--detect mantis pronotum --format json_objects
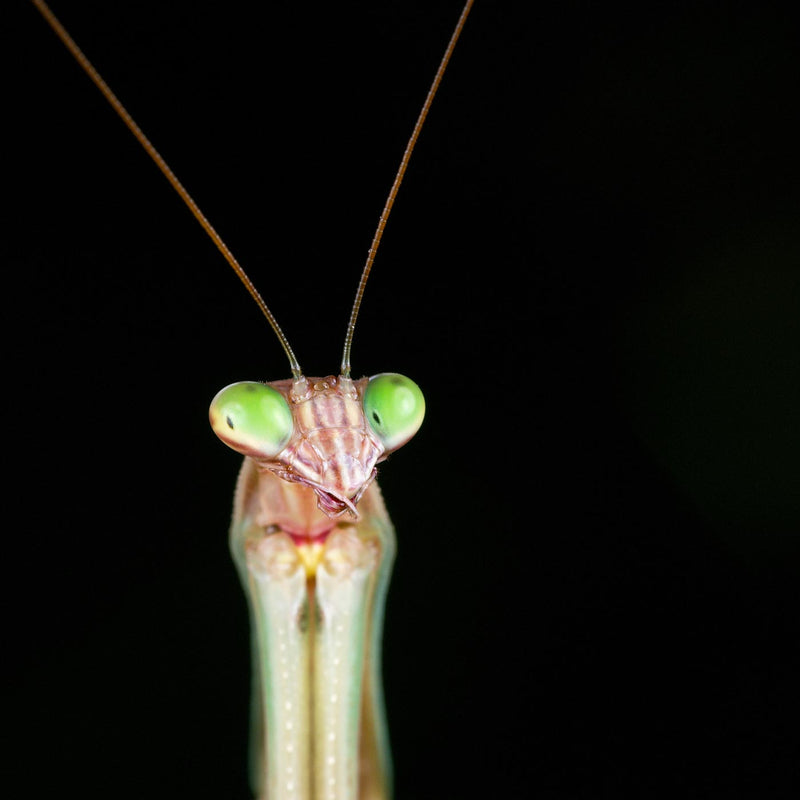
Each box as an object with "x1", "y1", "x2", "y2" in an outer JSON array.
[{"x1": 30, "y1": 1, "x2": 472, "y2": 798}]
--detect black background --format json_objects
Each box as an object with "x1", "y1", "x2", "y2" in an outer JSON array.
[{"x1": 5, "y1": 1, "x2": 800, "y2": 798}]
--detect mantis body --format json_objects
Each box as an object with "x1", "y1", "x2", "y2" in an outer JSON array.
[{"x1": 32, "y1": 1, "x2": 473, "y2": 797}]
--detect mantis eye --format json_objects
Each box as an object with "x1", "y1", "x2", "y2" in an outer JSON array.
[
  {"x1": 363, "y1": 373, "x2": 425, "y2": 452},
  {"x1": 209, "y1": 382, "x2": 293, "y2": 458}
]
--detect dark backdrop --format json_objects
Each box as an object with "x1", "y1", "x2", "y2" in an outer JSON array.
[{"x1": 6, "y1": 2, "x2": 800, "y2": 798}]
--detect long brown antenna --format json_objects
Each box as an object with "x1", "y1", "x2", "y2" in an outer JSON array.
[
  {"x1": 340, "y1": 0, "x2": 474, "y2": 378},
  {"x1": 31, "y1": 0, "x2": 303, "y2": 379}
]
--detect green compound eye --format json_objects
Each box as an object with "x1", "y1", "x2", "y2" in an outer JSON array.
[
  {"x1": 363, "y1": 373, "x2": 425, "y2": 452},
  {"x1": 209, "y1": 382, "x2": 293, "y2": 458}
]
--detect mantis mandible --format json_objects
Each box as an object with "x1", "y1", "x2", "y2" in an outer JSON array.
[{"x1": 32, "y1": 1, "x2": 474, "y2": 797}]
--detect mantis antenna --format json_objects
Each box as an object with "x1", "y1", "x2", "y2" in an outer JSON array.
[
  {"x1": 33, "y1": 0, "x2": 473, "y2": 381},
  {"x1": 340, "y1": 0, "x2": 475, "y2": 378},
  {"x1": 31, "y1": 0, "x2": 303, "y2": 379}
]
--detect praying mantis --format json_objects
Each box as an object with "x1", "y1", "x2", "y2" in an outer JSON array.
[
  {"x1": 26, "y1": 1, "x2": 474, "y2": 798},
  {"x1": 12, "y1": 2, "x2": 800, "y2": 799}
]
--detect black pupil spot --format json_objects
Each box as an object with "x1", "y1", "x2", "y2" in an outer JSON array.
[
  {"x1": 372, "y1": 410, "x2": 381, "y2": 426},
  {"x1": 226, "y1": 415, "x2": 235, "y2": 429}
]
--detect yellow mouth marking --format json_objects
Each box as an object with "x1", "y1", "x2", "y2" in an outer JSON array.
[{"x1": 295, "y1": 541, "x2": 326, "y2": 578}]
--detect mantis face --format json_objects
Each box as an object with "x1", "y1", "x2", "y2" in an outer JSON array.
[{"x1": 210, "y1": 373, "x2": 425, "y2": 518}]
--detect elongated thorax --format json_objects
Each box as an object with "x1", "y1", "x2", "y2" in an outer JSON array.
[{"x1": 231, "y1": 464, "x2": 395, "y2": 800}]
